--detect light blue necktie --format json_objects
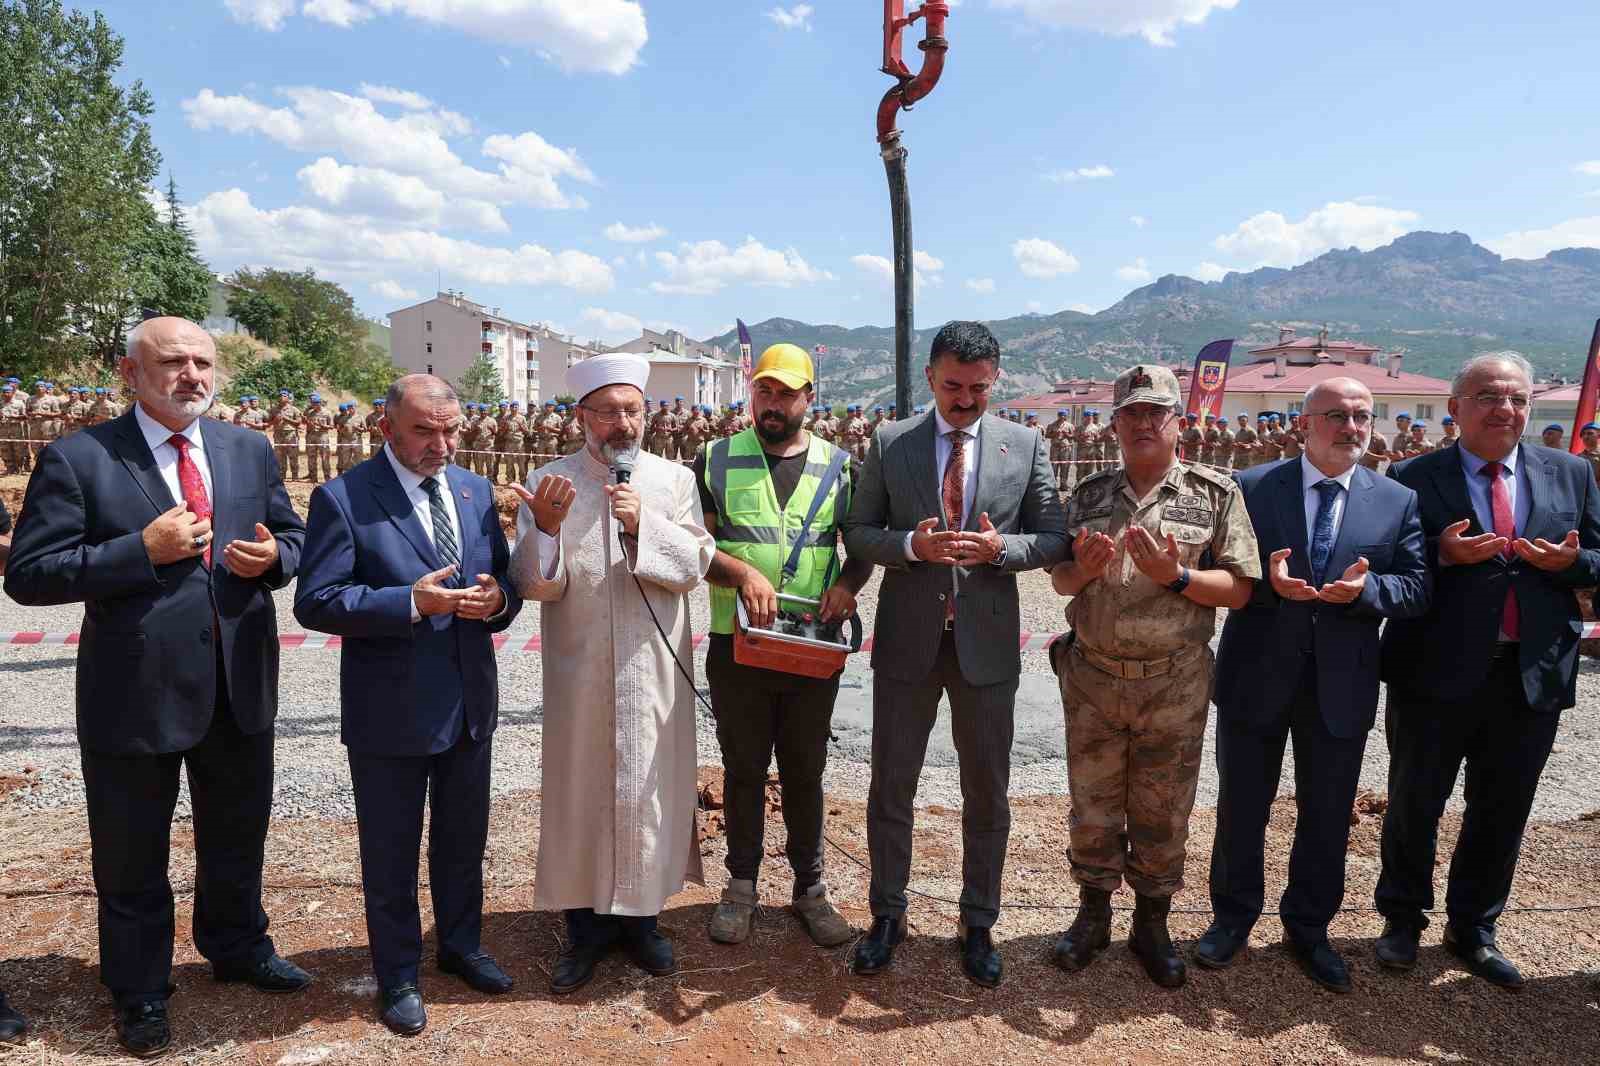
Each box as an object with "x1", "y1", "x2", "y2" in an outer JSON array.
[{"x1": 1309, "y1": 479, "x2": 1342, "y2": 586}]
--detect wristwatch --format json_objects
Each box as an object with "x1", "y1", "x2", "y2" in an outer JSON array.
[{"x1": 1166, "y1": 566, "x2": 1191, "y2": 594}]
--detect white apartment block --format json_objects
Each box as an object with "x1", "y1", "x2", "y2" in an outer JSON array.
[{"x1": 607, "y1": 328, "x2": 748, "y2": 408}]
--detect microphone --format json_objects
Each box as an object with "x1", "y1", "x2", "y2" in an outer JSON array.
[{"x1": 612, "y1": 445, "x2": 638, "y2": 485}]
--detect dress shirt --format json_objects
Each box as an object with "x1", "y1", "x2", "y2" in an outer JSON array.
[
  {"x1": 1458, "y1": 443, "x2": 1530, "y2": 539},
  {"x1": 1300, "y1": 456, "x2": 1357, "y2": 546},
  {"x1": 902, "y1": 409, "x2": 985, "y2": 562},
  {"x1": 134, "y1": 402, "x2": 213, "y2": 506},
  {"x1": 383, "y1": 444, "x2": 468, "y2": 623}
]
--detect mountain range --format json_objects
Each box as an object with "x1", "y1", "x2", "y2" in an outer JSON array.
[{"x1": 704, "y1": 232, "x2": 1600, "y2": 408}]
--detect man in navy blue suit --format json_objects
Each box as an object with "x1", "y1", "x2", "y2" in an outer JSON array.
[
  {"x1": 1375, "y1": 352, "x2": 1600, "y2": 989},
  {"x1": 294, "y1": 374, "x2": 521, "y2": 1035},
  {"x1": 1202, "y1": 378, "x2": 1430, "y2": 991},
  {"x1": 6, "y1": 318, "x2": 309, "y2": 1058}
]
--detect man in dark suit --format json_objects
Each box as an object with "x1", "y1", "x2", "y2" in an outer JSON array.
[
  {"x1": 1376, "y1": 352, "x2": 1600, "y2": 989},
  {"x1": 842, "y1": 321, "x2": 1068, "y2": 988},
  {"x1": 1203, "y1": 378, "x2": 1431, "y2": 991},
  {"x1": 5, "y1": 318, "x2": 309, "y2": 1058},
  {"x1": 294, "y1": 374, "x2": 520, "y2": 1036}
]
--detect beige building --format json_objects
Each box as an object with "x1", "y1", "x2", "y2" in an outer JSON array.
[{"x1": 606, "y1": 328, "x2": 747, "y2": 408}]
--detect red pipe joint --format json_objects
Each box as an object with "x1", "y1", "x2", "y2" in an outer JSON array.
[{"x1": 878, "y1": 0, "x2": 950, "y2": 145}]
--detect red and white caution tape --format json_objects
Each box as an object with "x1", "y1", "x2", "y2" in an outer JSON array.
[{"x1": 0, "y1": 630, "x2": 1094, "y2": 650}]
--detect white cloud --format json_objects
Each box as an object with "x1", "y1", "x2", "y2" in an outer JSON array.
[
  {"x1": 993, "y1": 0, "x2": 1239, "y2": 47},
  {"x1": 183, "y1": 86, "x2": 591, "y2": 210},
  {"x1": 1115, "y1": 257, "x2": 1152, "y2": 283},
  {"x1": 1192, "y1": 261, "x2": 1238, "y2": 282},
  {"x1": 1012, "y1": 237, "x2": 1080, "y2": 278},
  {"x1": 1130, "y1": 214, "x2": 1147, "y2": 228},
  {"x1": 1212, "y1": 201, "x2": 1420, "y2": 268},
  {"x1": 966, "y1": 277, "x2": 997, "y2": 294},
  {"x1": 603, "y1": 221, "x2": 667, "y2": 243},
  {"x1": 765, "y1": 4, "x2": 814, "y2": 31},
  {"x1": 1045, "y1": 164, "x2": 1114, "y2": 183},
  {"x1": 652, "y1": 237, "x2": 834, "y2": 296},
  {"x1": 358, "y1": 83, "x2": 433, "y2": 110},
  {"x1": 580, "y1": 306, "x2": 644, "y2": 341},
  {"x1": 227, "y1": 0, "x2": 648, "y2": 75},
  {"x1": 1485, "y1": 216, "x2": 1600, "y2": 260},
  {"x1": 850, "y1": 250, "x2": 942, "y2": 288},
  {"x1": 373, "y1": 279, "x2": 421, "y2": 302},
  {"x1": 189, "y1": 188, "x2": 614, "y2": 293},
  {"x1": 223, "y1": 0, "x2": 297, "y2": 31},
  {"x1": 1574, "y1": 161, "x2": 1600, "y2": 176},
  {"x1": 295, "y1": 157, "x2": 508, "y2": 231}
]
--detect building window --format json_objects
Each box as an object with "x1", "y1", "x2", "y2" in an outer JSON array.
[
  {"x1": 425, "y1": 342, "x2": 432, "y2": 354},
  {"x1": 426, "y1": 363, "x2": 433, "y2": 375},
  {"x1": 1416, "y1": 403, "x2": 1434, "y2": 419},
  {"x1": 425, "y1": 320, "x2": 432, "y2": 332},
  {"x1": 1374, "y1": 402, "x2": 1389, "y2": 419}
]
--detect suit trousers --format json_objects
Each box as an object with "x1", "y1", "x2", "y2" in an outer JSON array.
[
  {"x1": 705, "y1": 635, "x2": 840, "y2": 894},
  {"x1": 1209, "y1": 659, "x2": 1367, "y2": 946},
  {"x1": 867, "y1": 630, "x2": 1017, "y2": 929},
  {"x1": 565, "y1": 909, "x2": 658, "y2": 948},
  {"x1": 80, "y1": 668, "x2": 275, "y2": 1005},
  {"x1": 1376, "y1": 651, "x2": 1559, "y2": 945},
  {"x1": 348, "y1": 729, "x2": 492, "y2": 988}
]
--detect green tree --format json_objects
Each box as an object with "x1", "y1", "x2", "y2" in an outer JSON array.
[
  {"x1": 457, "y1": 354, "x2": 507, "y2": 405},
  {"x1": 222, "y1": 346, "x2": 320, "y2": 406},
  {"x1": 224, "y1": 267, "x2": 399, "y2": 393},
  {"x1": 123, "y1": 176, "x2": 211, "y2": 325},
  {"x1": 227, "y1": 288, "x2": 288, "y2": 345},
  {"x1": 0, "y1": 0, "x2": 161, "y2": 370}
]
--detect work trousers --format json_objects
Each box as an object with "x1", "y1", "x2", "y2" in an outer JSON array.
[{"x1": 705, "y1": 635, "x2": 839, "y2": 894}]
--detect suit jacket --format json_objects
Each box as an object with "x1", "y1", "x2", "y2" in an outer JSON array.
[
  {"x1": 843, "y1": 411, "x2": 1068, "y2": 687},
  {"x1": 1214, "y1": 458, "x2": 1431, "y2": 738},
  {"x1": 4, "y1": 411, "x2": 304, "y2": 755},
  {"x1": 292, "y1": 453, "x2": 521, "y2": 756},
  {"x1": 1380, "y1": 443, "x2": 1600, "y2": 713}
]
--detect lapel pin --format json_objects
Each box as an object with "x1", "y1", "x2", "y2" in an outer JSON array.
[{"x1": 461, "y1": 488, "x2": 471, "y2": 499}]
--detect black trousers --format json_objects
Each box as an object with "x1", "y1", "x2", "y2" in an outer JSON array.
[
  {"x1": 1209, "y1": 661, "x2": 1367, "y2": 946},
  {"x1": 1376, "y1": 652, "x2": 1559, "y2": 945},
  {"x1": 867, "y1": 631, "x2": 1017, "y2": 929},
  {"x1": 347, "y1": 730, "x2": 492, "y2": 989},
  {"x1": 80, "y1": 681, "x2": 274, "y2": 1005},
  {"x1": 564, "y1": 909, "x2": 657, "y2": 948},
  {"x1": 705, "y1": 635, "x2": 840, "y2": 894}
]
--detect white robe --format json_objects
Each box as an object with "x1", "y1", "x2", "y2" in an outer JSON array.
[{"x1": 509, "y1": 447, "x2": 715, "y2": 915}]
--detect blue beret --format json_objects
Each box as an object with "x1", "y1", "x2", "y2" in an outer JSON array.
[
  {"x1": 1, "y1": 384, "x2": 11, "y2": 391},
  {"x1": 279, "y1": 389, "x2": 292, "y2": 397},
  {"x1": 874, "y1": 406, "x2": 883, "y2": 412},
  {"x1": 96, "y1": 387, "x2": 106, "y2": 394},
  {"x1": 374, "y1": 398, "x2": 385, "y2": 406},
  {"x1": 1544, "y1": 424, "x2": 1563, "y2": 433},
  {"x1": 1085, "y1": 408, "x2": 1098, "y2": 415},
  {"x1": 1395, "y1": 411, "x2": 1410, "y2": 419},
  {"x1": 309, "y1": 393, "x2": 322, "y2": 402},
  {"x1": 675, "y1": 395, "x2": 684, "y2": 401},
  {"x1": 510, "y1": 401, "x2": 519, "y2": 407},
  {"x1": 1441, "y1": 416, "x2": 1455, "y2": 425},
  {"x1": 1413, "y1": 421, "x2": 1427, "y2": 429},
  {"x1": 658, "y1": 399, "x2": 668, "y2": 406},
  {"x1": 1582, "y1": 423, "x2": 1600, "y2": 432},
  {"x1": 556, "y1": 404, "x2": 567, "y2": 411}
]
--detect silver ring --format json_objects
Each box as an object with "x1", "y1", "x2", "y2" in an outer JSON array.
[{"x1": 192, "y1": 535, "x2": 207, "y2": 549}]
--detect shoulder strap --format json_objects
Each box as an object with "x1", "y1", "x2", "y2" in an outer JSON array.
[{"x1": 781, "y1": 446, "x2": 849, "y2": 585}]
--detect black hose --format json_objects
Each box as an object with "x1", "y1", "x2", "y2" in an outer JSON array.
[{"x1": 883, "y1": 139, "x2": 913, "y2": 417}]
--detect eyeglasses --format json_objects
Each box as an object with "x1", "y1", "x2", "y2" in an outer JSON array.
[
  {"x1": 578, "y1": 404, "x2": 645, "y2": 423},
  {"x1": 1459, "y1": 392, "x2": 1530, "y2": 410},
  {"x1": 1114, "y1": 407, "x2": 1176, "y2": 428},
  {"x1": 1305, "y1": 410, "x2": 1373, "y2": 428}
]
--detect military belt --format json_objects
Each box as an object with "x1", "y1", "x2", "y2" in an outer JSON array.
[{"x1": 1074, "y1": 642, "x2": 1203, "y2": 680}]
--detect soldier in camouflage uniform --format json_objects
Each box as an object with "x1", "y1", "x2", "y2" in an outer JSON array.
[
  {"x1": 64, "y1": 387, "x2": 93, "y2": 434},
  {"x1": 558, "y1": 405, "x2": 583, "y2": 455},
  {"x1": 1048, "y1": 364, "x2": 1261, "y2": 989},
  {"x1": 1076, "y1": 412, "x2": 1101, "y2": 481},
  {"x1": 1578, "y1": 422, "x2": 1600, "y2": 487},
  {"x1": 533, "y1": 401, "x2": 560, "y2": 468},
  {"x1": 304, "y1": 393, "x2": 336, "y2": 483},
  {"x1": 1402, "y1": 421, "x2": 1435, "y2": 459},
  {"x1": 1282, "y1": 413, "x2": 1305, "y2": 460},
  {"x1": 334, "y1": 403, "x2": 358, "y2": 474},
  {"x1": 473, "y1": 404, "x2": 498, "y2": 478},
  {"x1": 26, "y1": 381, "x2": 61, "y2": 465},
  {"x1": 1390, "y1": 412, "x2": 1412, "y2": 456},
  {"x1": 502, "y1": 401, "x2": 528, "y2": 484},
  {"x1": 1359, "y1": 431, "x2": 1388, "y2": 471},
  {"x1": 1180, "y1": 414, "x2": 1203, "y2": 465},
  {"x1": 645, "y1": 399, "x2": 672, "y2": 456},
  {"x1": 1231, "y1": 413, "x2": 1258, "y2": 470},
  {"x1": 1045, "y1": 410, "x2": 1073, "y2": 492},
  {"x1": 1540, "y1": 423, "x2": 1565, "y2": 451},
  {"x1": 869, "y1": 405, "x2": 886, "y2": 441},
  {"x1": 668, "y1": 396, "x2": 689, "y2": 460},
  {"x1": 1198, "y1": 414, "x2": 1220, "y2": 468},
  {"x1": 270, "y1": 390, "x2": 304, "y2": 480},
  {"x1": 1258, "y1": 416, "x2": 1284, "y2": 464},
  {"x1": 1214, "y1": 416, "x2": 1235, "y2": 471},
  {"x1": 0, "y1": 383, "x2": 27, "y2": 474},
  {"x1": 682, "y1": 404, "x2": 711, "y2": 462},
  {"x1": 364, "y1": 399, "x2": 385, "y2": 460},
  {"x1": 1437, "y1": 415, "x2": 1459, "y2": 447},
  {"x1": 87, "y1": 387, "x2": 115, "y2": 427}
]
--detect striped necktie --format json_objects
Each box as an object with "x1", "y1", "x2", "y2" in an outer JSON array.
[{"x1": 421, "y1": 476, "x2": 460, "y2": 582}]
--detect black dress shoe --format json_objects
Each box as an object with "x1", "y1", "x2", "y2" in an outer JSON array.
[
  {"x1": 1052, "y1": 887, "x2": 1112, "y2": 973},
  {"x1": 851, "y1": 916, "x2": 906, "y2": 976},
  {"x1": 623, "y1": 930, "x2": 677, "y2": 977},
  {"x1": 379, "y1": 984, "x2": 427, "y2": 1036},
  {"x1": 959, "y1": 926, "x2": 1003, "y2": 988},
  {"x1": 0, "y1": 992, "x2": 27, "y2": 1043},
  {"x1": 439, "y1": 951, "x2": 514, "y2": 994},
  {"x1": 1287, "y1": 938, "x2": 1352, "y2": 993},
  {"x1": 550, "y1": 944, "x2": 606, "y2": 995},
  {"x1": 1194, "y1": 924, "x2": 1247, "y2": 970},
  {"x1": 116, "y1": 998, "x2": 172, "y2": 1059},
  {"x1": 1374, "y1": 920, "x2": 1421, "y2": 972},
  {"x1": 1443, "y1": 926, "x2": 1524, "y2": 990},
  {"x1": 213, "y1": 953, "x2": 312, "y2": 993},
  {"x1": 1128, "y1": 894, "x2": 1186, "y2": 989}
]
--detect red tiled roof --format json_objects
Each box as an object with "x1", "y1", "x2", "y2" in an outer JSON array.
[{"x1": 1248, "y1": 338, "x2": 1381, "y2": 357}]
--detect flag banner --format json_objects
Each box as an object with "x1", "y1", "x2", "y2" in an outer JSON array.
[
  {"x1": 1570, "y1": 319, "x2": 1600, "y2": 454},
  {"x1": 1185, "y1": 339, "x2": 1235, "y2": 420},
  {"x1": 737, "y1": 319, "x2": 753, "y2": 382}
]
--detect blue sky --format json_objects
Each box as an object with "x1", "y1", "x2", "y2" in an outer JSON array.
[{"x1": 102, "y1": 0, "x2": 1600, "y2": 344}]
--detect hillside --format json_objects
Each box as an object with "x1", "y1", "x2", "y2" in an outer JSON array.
[{"x1": 704, "y1": 232, "x2": 1600, "y2": 408}]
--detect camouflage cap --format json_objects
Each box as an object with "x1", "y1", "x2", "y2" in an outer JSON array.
[{"x1": 1111, "y1": 364, "x2": 1181, "y2": 412}]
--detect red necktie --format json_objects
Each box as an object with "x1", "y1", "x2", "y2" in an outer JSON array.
[
  {"x1": 1481, "y1": 460, "x2": 1519, "y2": 640},
  {"x1": 942, "y1": 431, "x2": 965, "y2": 620},
  {"x1": 170, "y1": 434, "x2": 212, "y2": 567}
]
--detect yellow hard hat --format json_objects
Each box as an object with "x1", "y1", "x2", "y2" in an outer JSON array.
[{"x1": 751, "y1": 343, "x2": 814, "y2": 390}]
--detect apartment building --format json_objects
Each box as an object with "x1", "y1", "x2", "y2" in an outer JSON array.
[{"x1": 607, "y1": 328, "x2": 748, "y2": 408}]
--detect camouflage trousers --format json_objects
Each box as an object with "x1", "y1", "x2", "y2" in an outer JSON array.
[
  {"x1": 1058, "y1": 641, "x2": 1212, "y2": 898},
  {"x1": 337, "y1": 444, "x2": 358, "y2": 474},
  {"x1": 274, "y1": 441, "x2": 301, "y2": 480},
  {"x1": 306, "y1": 437, "x2": 334, "y2": 482}
]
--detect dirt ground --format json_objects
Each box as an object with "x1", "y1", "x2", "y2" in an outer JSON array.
[{"x1": 1, "y1": 775, "x2": 1596, "y2": 1066}]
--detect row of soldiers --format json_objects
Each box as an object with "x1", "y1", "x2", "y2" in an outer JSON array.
[{"x1": 0, "y1": 380, "x2": 128, "y2": 475}]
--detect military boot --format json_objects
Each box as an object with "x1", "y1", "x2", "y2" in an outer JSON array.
[
  {"x1": 1128, "y1": 894, "x2": 1186, "y2": 988},
  {"x1": 708, "y1": 878, "x2": 758, "y2": 944},
  {"x1": 792, "y1": 882, "x2": 854, "y2": 947},
  {"x1": 1052, "y1": 886, "x2": 1112, "y2": 972}
]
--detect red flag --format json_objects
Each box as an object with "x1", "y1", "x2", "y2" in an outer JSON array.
[
  {"x1": 1569, "y1": 319, "x2": 1600, "y2": 454},
  {"x1": 1184, "y1": 339, "x2": 1235, "y2": 420}
]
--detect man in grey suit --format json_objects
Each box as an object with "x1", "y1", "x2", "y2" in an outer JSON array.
[{"x1": 843, "y1": 321, "x2": 1069, "y2": 988}]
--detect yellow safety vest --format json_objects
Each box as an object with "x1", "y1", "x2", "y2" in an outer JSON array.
[{"x1": 703, "y1": 428, "x2": 850, "y2": 634}]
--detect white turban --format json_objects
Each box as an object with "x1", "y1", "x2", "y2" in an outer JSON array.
[{"x1": 568, "y1": 353, "x2": 650, "y2": 403}]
